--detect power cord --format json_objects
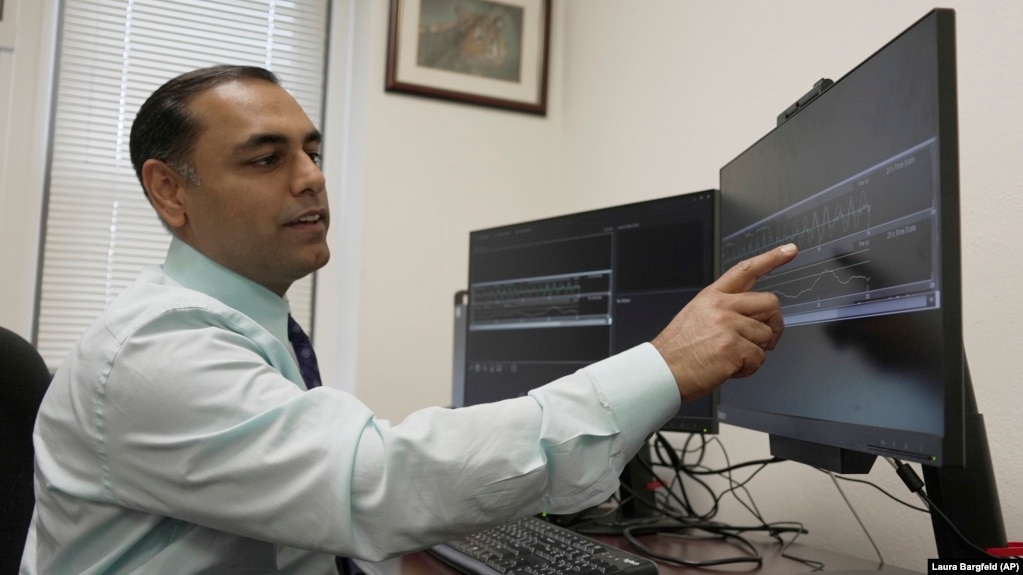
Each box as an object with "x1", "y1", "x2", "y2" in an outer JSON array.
[
  {"x1": 633, "y1": 437, "x2": 1018, "y2": 568},
  {"x1": 827, "y1": 471, "x2": 885, "y2": 565},
  {"x1": 629, "y1": 433, "x2": 823, "y2": 569},
  {"x1": 622, "y1": 523, "x2": 764, "y2": 568},
  {"x1": 701, "y1": 442, "x2": 820, "y2": 569},
  {"x1": 887, "y1": 458, "x2": 1007, "y2": 559},
  {"x1": 819, "y1": 468, "x2": 928, "y2": 513}
]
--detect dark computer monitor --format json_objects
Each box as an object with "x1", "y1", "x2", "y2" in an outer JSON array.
[
  {"x1": 459, "y1": 190, "x2": 718, "y2": 432},
  {"x1": 456, "y1": 190, "x2": 719, "y2": 519},
  {"x1": 717, "y1": 9, "x2": 1005, "y2": 558}
]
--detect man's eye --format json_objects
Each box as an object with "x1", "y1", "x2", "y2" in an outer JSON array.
[
  {"x1": 251, "y1": 155, "x2": 280, "y2": 168},
  {"x1": 306, "y1": 151, "x2": 322, "y2": 166}
]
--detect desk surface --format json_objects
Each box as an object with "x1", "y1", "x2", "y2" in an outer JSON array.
[{"x1": 355, "y1": 531, "x2": 921, "y2": 575}]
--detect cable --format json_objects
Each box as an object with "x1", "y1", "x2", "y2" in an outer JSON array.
[
  {"x1": 632, "y1": 445, "x2": 719, "y2": 523},
  {"x1": 669, "y1": 435, "x2": 824, "y2": 569},
  {"x1": 827, "y1": 471, "x2": 884, "y2": 565},
  {"x1": 649, "y1": 433, "x2": 721, "y2": 522},
  {"x1": 887, "y1": 458, "x2": 1004, "y2": 559},
  {"x1": 610, "y1": 434, "x2": 840, "y2": 570},
  {"x1": 653, "y1": 432, "x2": 708, "y2": 519},
  {"x1": 708, "y1": 445, "x2": 822, "y2": 569},
  {"x1": 818, "y1": 468, "x2": 928, "y2": 513},
  {"x1": 706, "y1": 438, "x2": 772, "y2": 520},
  {"x1": 623, "y1": 523, "x2": 763, "y2": 568},
  {"x1": 680, "y1": 456, "x2": 784, "y2": 476}
]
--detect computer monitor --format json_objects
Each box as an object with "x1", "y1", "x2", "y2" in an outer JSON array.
[
  {"x1": 459, "y1": 190, "x2": 717, "y2": 431},
  {"x1": 717, "y1": 9, "x2": 1005, "y2": 558},
  {"x1": 457, "y1": 190, "x2": 718, "y2": 519}
]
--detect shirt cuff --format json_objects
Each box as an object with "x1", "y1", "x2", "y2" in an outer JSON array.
[{"x1": 584, "y1": 343, "x2": 681, "y2": 447}]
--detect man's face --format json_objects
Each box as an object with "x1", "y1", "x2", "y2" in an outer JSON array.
[{"x1": 177, "y1": 79, "x2": 330, "y2": 296}]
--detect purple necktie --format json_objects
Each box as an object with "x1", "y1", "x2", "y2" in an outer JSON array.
[
  {"x1": 290, "y1": 317, "x2": 358, "y2": 573},
  {"x1": 287, "y1": 315, "x2": 322, "y2": 389}
]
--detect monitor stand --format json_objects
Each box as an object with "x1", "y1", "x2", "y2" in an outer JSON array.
[{"x1": 922, "y1": 360, "x2": 1006, "y2": 558}]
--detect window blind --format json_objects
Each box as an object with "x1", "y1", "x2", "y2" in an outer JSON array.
[{"x1": 36, "y1": 0, "x2": 330, "y2": 369}]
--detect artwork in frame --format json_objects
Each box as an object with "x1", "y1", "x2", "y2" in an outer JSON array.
[
  {"x1": 386, "y1": 0, "x2": 551, "y2": 116},
  {"x1": 0, "y1": 0, "x2": 16, "y2": 50}
]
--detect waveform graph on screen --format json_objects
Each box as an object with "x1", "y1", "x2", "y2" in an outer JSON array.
[
  {"x1": 722, "y1": 139, "x2": 943, "y2": 327},
  {"x1": 724, "y1": 190, "x2": 873, "y2": 264},
  {"x1": 792, "y1": 190, "x2": 873, "y2": 250},
  {"x1": 761, "y1": 249, "x2": 873, "y2": 306},
  {"x1": 470, "y1": 270, "x2": 613, "y2": 331}
]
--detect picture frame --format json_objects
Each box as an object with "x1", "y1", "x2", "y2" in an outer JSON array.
[
  {"x1": 386, "y1": 0, "x2": 551, "y2": 116},
  {"x1": 0, "y1": 0, "x2": 16, "y2": 51}
]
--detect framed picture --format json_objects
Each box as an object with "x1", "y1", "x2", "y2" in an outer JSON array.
[
  {"x1": 386, "y1": 0, "x2": 551, "y2": 116},
  {"x1": 0, "y1": 0, "x2": 16, "y2": 50}
]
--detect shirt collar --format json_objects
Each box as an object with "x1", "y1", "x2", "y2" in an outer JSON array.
[{"x1": 162, "y1": 237, "x2": 291, "y2": 344}]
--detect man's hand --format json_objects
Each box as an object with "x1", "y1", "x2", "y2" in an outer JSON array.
[{"x1": 651, "y1": 243, "x2": 798, "y2": 401}]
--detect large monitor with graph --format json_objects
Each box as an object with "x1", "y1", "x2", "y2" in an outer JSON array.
[{"x1": 716, "y1": 9, "x2": 1005, "y2": 557}]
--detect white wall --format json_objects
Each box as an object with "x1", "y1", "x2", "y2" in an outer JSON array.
[
  {"x1": 553, "y1": 1, "x2": 1023, "y2": 569},
  {"x1": 2, "y1": 0, "x2": 1020, "y2": 570},
  {"x1": 320, "y1": 1, "x2": 569, "y2": 418},
  {"x1": 0, "y1": 0, "x2": 56, "y2": 339}
]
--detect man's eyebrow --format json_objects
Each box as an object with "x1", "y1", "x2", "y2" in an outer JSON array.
[
  {"x1": 304, "y1": 130, "x2": 323, "y2": 146},
  {"x1": 232, "y1": 129, "x2": 323, "y2": 153}
]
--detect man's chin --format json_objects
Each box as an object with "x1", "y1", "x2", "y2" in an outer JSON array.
[
  {"x1": 305, "y1": 246, "x2": 331, "y2": 273},
  {"x1": 318, "y1": 245, "x2": 330, "y2": 265}
]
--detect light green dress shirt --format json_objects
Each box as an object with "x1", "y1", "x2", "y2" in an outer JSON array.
[{"x1": 21, "y1": 238, "x2": 680, "y2": 574}]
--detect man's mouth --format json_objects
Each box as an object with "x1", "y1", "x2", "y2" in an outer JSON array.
[{"x1": 288, "y1": 213, "x2": 323, "y2": 226}]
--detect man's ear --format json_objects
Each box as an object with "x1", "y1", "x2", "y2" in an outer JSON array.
[{"x1": 142, "y1": 159, "x2": 189, "y2": 229}]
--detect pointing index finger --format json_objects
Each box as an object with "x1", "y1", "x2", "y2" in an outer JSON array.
[{"x1": 714, "y1": 243, "x2": 798, "y2": 294}]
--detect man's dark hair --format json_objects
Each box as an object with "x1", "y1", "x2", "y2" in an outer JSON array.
[{"x1": 129, "y1": 65, "x2": 280, "y2": 197}]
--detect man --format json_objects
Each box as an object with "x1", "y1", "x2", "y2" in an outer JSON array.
[{"x1": 21, "y1": 65, "x2": 798, "y2": 574}]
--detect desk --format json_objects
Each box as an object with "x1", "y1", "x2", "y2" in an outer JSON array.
[{"x1": 355, "y1": 532, "x2": 921, "y2": 574}]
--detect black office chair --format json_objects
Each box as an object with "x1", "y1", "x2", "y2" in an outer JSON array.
[{"x1": 0, "y1": 326, "x2": 51, "y2": 572}]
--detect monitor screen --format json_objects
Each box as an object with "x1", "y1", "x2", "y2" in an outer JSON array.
[
  {"x1": 460, "y1": 190, "x2": 718, "y2": 434},
  {"x1": 718, "y1": 9, "x2": 962, "y2": 469},
  {"x1": 716, "y1": 12, "x2": 1009, "y2": 556}
]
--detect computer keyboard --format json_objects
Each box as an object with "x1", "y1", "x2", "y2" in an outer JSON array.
[{"x1": 427, "y1": 515, "x2": 658, "y2": 575}]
